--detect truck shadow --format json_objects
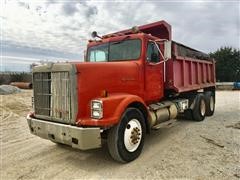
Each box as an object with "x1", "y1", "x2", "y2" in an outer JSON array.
[
  {"x1": 54, "y1": 119, "x2": 193, "y2": 171},
  {"x1": 56, "y1": 140, "x2": 120, "y2": 169},
  {"x1": 144, "y1": 119, "x2": 192, "y2": 149}
]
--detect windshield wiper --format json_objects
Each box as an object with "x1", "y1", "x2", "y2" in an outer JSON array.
[{"x1": 112, "y1": 36, "x2": 130, "y2": 45}]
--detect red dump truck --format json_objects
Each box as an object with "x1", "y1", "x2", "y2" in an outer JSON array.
[{"x1": 27, "y1": 21, "x2": 216, "y2": 162}]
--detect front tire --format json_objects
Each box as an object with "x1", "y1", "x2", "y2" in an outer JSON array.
[{"x1": 107, "y1": 108, "x2": 146, "y2": 163}]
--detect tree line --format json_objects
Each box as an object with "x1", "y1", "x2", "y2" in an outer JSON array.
[{"x1": 210, "y1": 47, "x2": 240, "y2": 82}]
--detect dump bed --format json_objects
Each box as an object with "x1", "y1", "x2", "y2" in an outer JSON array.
[{"x1": 165, "y1": 42, "x2": 215, "y2": 93}]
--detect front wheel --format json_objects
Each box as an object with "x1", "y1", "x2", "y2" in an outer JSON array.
[{"x1": 107, "y1": 108, "x2": 146, "y2": 163}]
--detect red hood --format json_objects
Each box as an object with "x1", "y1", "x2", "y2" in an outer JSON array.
[{"x1": 73, "y1": 61, "x2": 143, "y2": 120}]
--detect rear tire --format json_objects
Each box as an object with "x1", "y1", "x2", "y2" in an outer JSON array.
[
  {"x1": 183, "y1": 109, "x2": 193, "y2": 120},
  {"x1": 204, "y1": 91, "x2": 215, "y2": 116},
  {"x1": 192, "y1": 94, "x2": 206, "y2": 121},
  {"x1": 107, "y1": 108, "x2": 146, "y2": 163}
]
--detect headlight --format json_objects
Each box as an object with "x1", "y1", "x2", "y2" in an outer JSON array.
[
  {"x1": 92, "y1": 101, "x2": 102, "y2": 109},
  {"x1": 91, "y1": 100, "x2": 103, "y2": 119}
]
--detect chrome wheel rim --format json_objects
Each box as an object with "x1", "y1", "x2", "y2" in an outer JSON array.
[
  {"x1": 124, "y1": 119, "x2": 142, "y2": 152},
  {"x1": 200, "y1": 99, "x2": 206, "y2": 116}
]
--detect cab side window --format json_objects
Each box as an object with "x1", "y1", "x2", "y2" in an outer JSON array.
[{"x1": 146, "y1": 42, "x2": 160, "y2": 63}]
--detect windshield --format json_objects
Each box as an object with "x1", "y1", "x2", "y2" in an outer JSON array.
[{"x1": 87, "y1": 39, "x2": 141, "y2": 62}]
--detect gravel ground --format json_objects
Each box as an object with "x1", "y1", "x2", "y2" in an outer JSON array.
[{"x1": 1, "y1": 90, "x2": 240, "y2": 179}]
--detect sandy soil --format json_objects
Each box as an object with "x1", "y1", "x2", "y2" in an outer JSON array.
[{"x1": 0, "y1": 90, "x2": 239, "y2": 179}]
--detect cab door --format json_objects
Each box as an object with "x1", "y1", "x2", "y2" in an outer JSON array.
[{"x1": 144, "y1": 41, "x2": 164, "y2": 103}]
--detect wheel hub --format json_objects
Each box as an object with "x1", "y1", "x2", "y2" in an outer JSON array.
[
  {"x1": 130, "y1": 127, "x2": 141, "y2": 144},
  {"x1": 124, "y1": 119, "x2": 142, "y2": 152}
]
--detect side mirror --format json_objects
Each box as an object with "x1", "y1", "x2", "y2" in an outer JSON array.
[{"x1": 164, "y1": 41, "x2": 172, "y2": 59}]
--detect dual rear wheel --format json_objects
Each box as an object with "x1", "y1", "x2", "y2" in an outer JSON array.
[
  {"x1": 186, "y1": 91, "x2": 215, "y2": 121},
  {"x1": 205, "y1": 91, "x2": 215, "y2": 116}
]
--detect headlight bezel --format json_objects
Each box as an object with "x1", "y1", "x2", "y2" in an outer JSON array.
[{"x1": 91, "y1": 100, "x2": 103, "y2": 119}]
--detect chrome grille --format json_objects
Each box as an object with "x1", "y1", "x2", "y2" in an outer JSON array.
[
  {"x1": 33, "y1": 71, "x2": 72, "y2": 123},
  {"x1": 51, "y1": 72, "x2": 71, "y2": 121},
  {"x1": 33, "y1": 72, "x2": 51, "y2": 116}
]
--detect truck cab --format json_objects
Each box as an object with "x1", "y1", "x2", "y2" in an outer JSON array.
[{"x1": 27, "y1": 21, "x2": 215, "y2": 163}]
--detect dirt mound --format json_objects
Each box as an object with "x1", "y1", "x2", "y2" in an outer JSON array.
[{"x1": 0, "y1": 85, "x2": 21, "y2": 95}]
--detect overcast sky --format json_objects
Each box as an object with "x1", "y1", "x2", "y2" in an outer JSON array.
[{"x1": 1, "y1": 0, "x2": 239, "y2": 71}]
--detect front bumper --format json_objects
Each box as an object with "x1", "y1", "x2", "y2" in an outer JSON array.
[{"x1": 27, "y1": 116, "x2": 101, "y2": 150}]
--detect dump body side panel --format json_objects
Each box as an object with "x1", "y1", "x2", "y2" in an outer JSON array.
[{"x1": 165, "y1": 43, "x2": 215, "y2": 93}]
